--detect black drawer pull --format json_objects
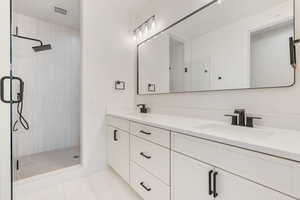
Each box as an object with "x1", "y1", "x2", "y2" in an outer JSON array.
[
  {"x1": 140, "y1": 130, "x2": 151, "y2": 135},
  {"x1": 140, "y1": 182, "x2": 151, "y2": 191},
  {"x1": 140, "y1": 152, "x2": 151, "y2": 159},
  {"x1": 113, "y1": 130, "x2": 118, "y2": 141},
  {"x1": 208, "y1": 170, "x2": 213, "y2": 196},
  {"x1": 213, "y1": 172, "x2": 218, "y2": 198}
]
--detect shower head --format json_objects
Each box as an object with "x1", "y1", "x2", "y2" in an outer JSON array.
[
  {"x1": 32, "y1": 44, "x2": 52, "y2": 52},
  {"x1": 12, "y1": 31, "x2": 52, "y2": 52}
]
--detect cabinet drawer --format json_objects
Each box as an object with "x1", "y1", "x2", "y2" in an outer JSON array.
[
  {"x1": 106, "y1": 115, "x2": 130, "y2": 132},
  {"x1": 172, "y1": 132, "x2": 300, "y2": 198},
  {"x1": 107, "y1": 126, "x2": 130, "y2": 183},
  {"x1": 131, "y1": 122, "x2": 170, "y2": 148},
  {"x1": 130, "y1": 162, "x2": 170, "y2": 200},
  {"x1": 131, "y1": 136, "x2": 170, "y2": 185}
]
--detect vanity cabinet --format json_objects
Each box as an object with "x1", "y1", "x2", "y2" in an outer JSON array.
[
  {"x1": 172, "y1": 152, "x2": 214, "y2": 200},
  {"x1": 131, "y1": 122, "x2": 170, "y2": 148},
  {"x1": 172, "y1": 151, "x2": 294, "y2": 200},
  {"x1": 130, "y1": 122, "x2": 171, "y2": 200},
  {"x1": 131, "y1": 162, "x2": 170, "y2": 200},
  {"x1": 107, "y1": 126, "x2": 130, "y2": 183},
  {"x1": 216, "y1": 168, "x2": 294, "y2": 200},
  {"x1": 172, "y1": 132, "x2": 300, "y2": 199},
  {"x1": 131, "y1": 136, "x2": 170, "y2": 185},
  {"x1": 106, "y1": 115, "x2": 299, "y2": 200}
]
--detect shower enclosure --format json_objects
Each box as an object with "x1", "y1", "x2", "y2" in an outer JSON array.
[{"x1": 10, "y1": 0, "x2": 81, "y2": 185}]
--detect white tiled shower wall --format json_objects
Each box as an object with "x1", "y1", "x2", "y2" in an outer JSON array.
[
  {"x1": 135, "y1": 0, "x2": 300, "y2": 131},
  {"x1": 13, "y1": 13, "x2": 81, "y2": 157}
]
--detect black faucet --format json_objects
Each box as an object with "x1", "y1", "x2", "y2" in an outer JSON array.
[
  {"x1": 246, "y1": 116, "x2": 262, "y2": 128},
  {"x1": 234, "y1": 109, "x2": 246, "y2": 126},
  {"x1": 137, "y1": 104, "x2": 148, "y2": 113},
  {"x1": 226, "y1": 109, "x2": 262, "y2": 128}
]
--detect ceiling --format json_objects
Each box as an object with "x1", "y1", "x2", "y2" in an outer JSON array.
[
  {"x1": 14, "y1": 0, "x2": 152, "y2": 30},
  {"x1": 169, "y1": 0, "x2": 292, "y2": 39},
  {"x1": 14, "y1": 0, "x2": 80, "y2": 29}
]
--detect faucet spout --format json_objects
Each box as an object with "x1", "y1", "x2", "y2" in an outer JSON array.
[{"x1": 234, "y1": 109, "x2": 245, "y2": 126}]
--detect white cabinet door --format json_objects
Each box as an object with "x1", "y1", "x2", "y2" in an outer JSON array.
[
  {"x1": 172, "y1": 152, "x2": 214, "y2": 200},
  {"x1": 215, "y1": 168, "x2": 295, "y2": 200},
  {"x1": 107, "y1": 126, "x2": 130, "y2": 183}
]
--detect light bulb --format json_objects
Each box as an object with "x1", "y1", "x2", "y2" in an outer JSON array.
[
  {"x1": 151, "y1": 18, "x2": 156, "y2": 30},
  {"x1": 138, "y1": 29, "x2": 142, "y2": 39},
  {"x1": 217, "y1": 0, "x2": 222, "y2": 4},
  {"x1": 145, "y1": 25, "x2": 149, "y2": 34}
]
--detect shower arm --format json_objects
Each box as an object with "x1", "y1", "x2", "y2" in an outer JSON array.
[
  {"x1": 12, "y1": 26, "x2": 43, "y2": 46},
  {"x1": 12, "y1": 34, "x2": 43, "y2": 46}
]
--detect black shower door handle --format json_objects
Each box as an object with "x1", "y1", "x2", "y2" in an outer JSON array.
[
  {"x1": 289, "y1": 37, "x2": 297, "y2": 67},
  {"x1": 0, "y1": 76, "x2": 24, "y2": 104}
]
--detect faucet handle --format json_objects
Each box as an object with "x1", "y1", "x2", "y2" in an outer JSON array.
[
  {"x1": 137, "y1": 104, "x2": 146, "y2": 108},
  {"x1": 246, "y1": 116, "x2": 262, "y2": 128},
  {"x1": 137, "y1": 104, "x2": 148, "y2": 113},
  {"x1": 234, "y1": 109, "x2": 245, "y2": 114},
  {"x1": 225, "y1": 114, "x2": 238, "y2": 126}
]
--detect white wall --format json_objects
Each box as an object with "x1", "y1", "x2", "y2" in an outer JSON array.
[
  {"x1": 0, "y1": 0, "x2": 12, "y2": 198},
  {"x1": 136, "y1": 0, "x2": 300, "y2": 131},
  {"x1": 13, "y1": 13, "x2": 81, "y2": 157},
  {"x1": 81, "y1": 0, "x2": 135, "y2": 174}
]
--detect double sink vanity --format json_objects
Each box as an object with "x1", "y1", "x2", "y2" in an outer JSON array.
[
  {"x1": 106, "y1": 0, "x2": 300, "y2": 199},
  {"x1": 106, "y1": 110, "x2": 300, "y2": 200}
]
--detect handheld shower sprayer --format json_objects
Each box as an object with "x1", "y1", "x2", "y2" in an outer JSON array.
[{"x1": 13, "y1": 82, "x2": 29, "y2": 132}]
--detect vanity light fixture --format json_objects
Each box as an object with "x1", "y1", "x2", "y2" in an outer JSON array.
[
  {"x1": 139, "y1": 29, "x2": 143, "y2": 39},
  {"x1": 144, "y1": 24, "x2": 149, "y2": 34},
  {"x1": 151, "y1": 17, "x2": 156, "y2": 29},
  {"x1": 133, "y1": 15, "x2": 156, "y2": 41}
]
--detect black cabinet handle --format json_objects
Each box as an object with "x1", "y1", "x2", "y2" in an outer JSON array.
[
  {"x1": 139, "y1": 130, "x2": 151, "y2": 135},
  {"x1": 209, "y1": 170, "x2": 214, "y2": 196},
  {"x1": 213, "y1": 172, "x2": 218, "y2": 198},
  {"x1": 140, "y1": 182, "x2": 151, "y2": 191},
  {"x1": 140, "y1": 152, "x2": 151, "y2": 159},
  {"x1": 113, "y1": 130, "x2": 118, "y2": 141}
]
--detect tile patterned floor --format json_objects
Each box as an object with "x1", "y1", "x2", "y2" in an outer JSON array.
[
  {"x1": 15, "y1": 168, "x2": 142, "y2": 200},
  {"x1": 17, "y1": 146, "x2": 80, "y2": 180}
]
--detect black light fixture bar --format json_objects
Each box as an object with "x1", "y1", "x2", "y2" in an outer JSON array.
[{"x1": 133, "y1": 15, "x2": 155, "y2": 33}]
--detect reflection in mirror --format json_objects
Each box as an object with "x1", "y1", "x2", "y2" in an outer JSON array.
[{"x1": 138, "y1": 0, "x2": 295, "y2": 95}]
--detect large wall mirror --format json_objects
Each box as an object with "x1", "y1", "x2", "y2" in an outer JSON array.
[{"x1": 137, "y1": 0, "x2": 296, "y2": 95}]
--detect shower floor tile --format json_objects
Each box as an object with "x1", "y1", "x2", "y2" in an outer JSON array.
[{"x1": 16, "y1": 146, "x2": 80, "y2": 180}]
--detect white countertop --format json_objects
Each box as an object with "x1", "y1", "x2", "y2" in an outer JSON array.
[{"x1": 107, "y1": 110, "x2": 300, "y2": 162}]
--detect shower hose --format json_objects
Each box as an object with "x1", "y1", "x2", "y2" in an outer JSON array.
[{"x1": 13, "y1": 93, "x2": 29, "y2": 132}]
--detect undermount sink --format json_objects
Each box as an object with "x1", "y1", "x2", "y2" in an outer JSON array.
[{"x1": 193, "y1": 123, "x2": 275, "y2": 139}]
